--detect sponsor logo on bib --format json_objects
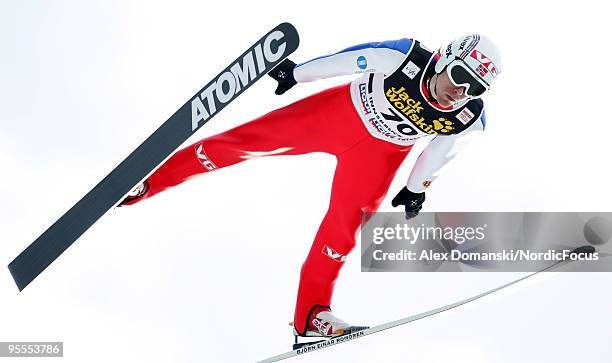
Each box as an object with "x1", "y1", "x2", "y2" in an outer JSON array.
[
  {"x1": 402, "y1": 61, "x2": 421, "y2": 79},
  {"x1": 456, "y1": 108, "x2": 475, "y2": 125}
]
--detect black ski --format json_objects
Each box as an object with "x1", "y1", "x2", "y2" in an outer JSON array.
[{"x1": 8, "y1": 23, "x2": 300, "y2": 291}]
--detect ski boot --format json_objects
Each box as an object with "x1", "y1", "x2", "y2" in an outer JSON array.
[
  {"x1": 291, "y1": 305, "x2": 369, "y2": 350},
  {"x1": 118, "y1": 180, "x2": 149, "y2": 206}
]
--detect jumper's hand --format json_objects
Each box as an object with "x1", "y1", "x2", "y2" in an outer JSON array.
[
  {"x1": 268, "y1": 59, "x2": 297, "y2": 95},
  {"x1": 391, "y1": 187, "x2": 426, "y2": 220}
]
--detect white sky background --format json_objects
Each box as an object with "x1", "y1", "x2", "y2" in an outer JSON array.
[{"x1": 1, "y1": 1, "x2": 611, "y2": 362}]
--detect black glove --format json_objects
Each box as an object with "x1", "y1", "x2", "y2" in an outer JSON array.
[
  {"x1": 391, "y1": 187, "x2": 426, "y2": 220},
  {"x1": 268, "y1": 59, "x2": 297, "y2": 95}
]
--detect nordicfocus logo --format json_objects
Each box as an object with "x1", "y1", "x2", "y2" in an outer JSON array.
[
  {"x1": 322, "y1": 245, "x2": 347, "y2": 262},
  {"x1": 195, "y1": 143, "x2": 217, "y2": 171},
  {"x1": 190, "y1": 30, "x2": 288, "y2": 131}
]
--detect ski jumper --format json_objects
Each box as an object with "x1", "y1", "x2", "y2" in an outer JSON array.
[{"x1": 126, "y1": 38, "x2": 487, "y2": 334}]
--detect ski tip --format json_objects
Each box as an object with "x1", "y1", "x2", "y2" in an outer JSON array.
[
  {"x1": 274, "y1": 22, "x2": 300, "y2": 48},
  {"x1": 276, "y1": 22, "x2": 298, "y2": 34},
  {"x1": 7, "y1": 262, "x2": 29, "y2": 292}
]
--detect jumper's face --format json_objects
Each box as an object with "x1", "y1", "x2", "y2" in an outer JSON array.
[{"x1": 434, "y1": 69, "x2": 469, "y2": 107}]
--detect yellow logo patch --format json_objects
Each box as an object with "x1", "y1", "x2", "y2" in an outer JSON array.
[{"x1": 385, "y1": 86, "x2": 460, "y2": 135}]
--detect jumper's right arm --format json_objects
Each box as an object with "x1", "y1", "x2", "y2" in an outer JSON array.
[
  {"x1": 269, "y1": 39, "x2": 413, "y2": 94},
  {"x1": 295, "y1": 38, "x2": 413, "y2": 82}
]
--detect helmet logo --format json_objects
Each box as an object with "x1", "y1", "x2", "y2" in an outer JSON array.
[
  {"x1": 476, "y1": 64, "x2": 489, "y2": 77},
  {"x1": 458, "y1": 36, "x2": 470, "y2": 51},
  {"x1": 470, "y1": 50, "x2": 499, "y2": 78},
  {"x1": 445, "y1": 44, "x2": 453, "y2": 57}
]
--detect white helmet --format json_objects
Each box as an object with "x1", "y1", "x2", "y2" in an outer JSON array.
[{"x1": 435, "y1": 34, "x2": 502, "y2": 98}]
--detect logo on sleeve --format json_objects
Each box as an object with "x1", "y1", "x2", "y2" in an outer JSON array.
[
  {"x1": 402, "y1": 61, "x2": 421, "y2": 79},
  {"x1": 357, "y1": 56, "x2": 368, "y2": 70}
]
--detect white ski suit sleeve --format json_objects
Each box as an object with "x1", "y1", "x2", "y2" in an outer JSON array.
[
  {"x1": 406, "y1": 110, "x2": 486, "y2": 193},
  {"x1": 293, "y1": 39, "x2": 413, "y2": 82}
]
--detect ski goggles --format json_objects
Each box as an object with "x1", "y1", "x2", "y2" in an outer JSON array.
[{"x1": 446, "y1": 60, "x2": 490, "y2": 98}]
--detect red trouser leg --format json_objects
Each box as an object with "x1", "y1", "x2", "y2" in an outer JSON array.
[
  {"x1": 129, "y1": 83, "x2": 411, "y2": 333},
  {"x1": 293, "y1": 137, "x2": 410, "y2": 334},
  {"x1": 139, "y1": 84, "x2": 364, "y2": 202}
]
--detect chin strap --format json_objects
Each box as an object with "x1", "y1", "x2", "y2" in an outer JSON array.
[
  {"x1": 426, "y1": 74, "x2": 440, "y2": 104},
  {"x1": 432, "y1": 74, "x2": 439, "y2": 102}
]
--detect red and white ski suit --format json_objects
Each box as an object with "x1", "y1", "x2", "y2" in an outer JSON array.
[{"x1": 128, "y1": 38, "x2": 486, "y2": 334}]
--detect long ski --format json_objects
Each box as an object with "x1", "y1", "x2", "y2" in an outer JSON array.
[
  {"x1": 8, "y1": 23, "x2": 300, "y2": 291},
  {"x1": 257, "y1": 246, "x2": 595, "y2": 362}
]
